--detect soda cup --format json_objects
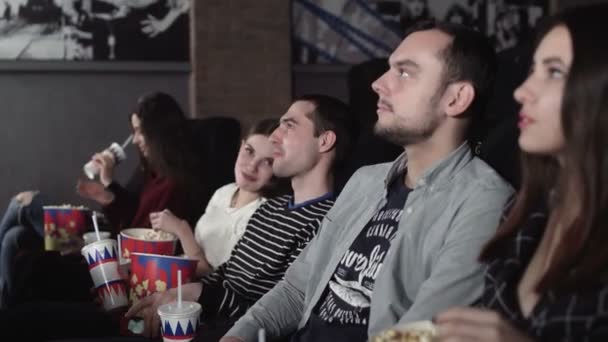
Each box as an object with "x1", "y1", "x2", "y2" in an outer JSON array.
[{"x1": 83, "y1": 142, "x2": 127, "y2": 180}]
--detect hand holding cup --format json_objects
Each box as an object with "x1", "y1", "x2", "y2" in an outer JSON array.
[
  {"x1": 126, "y1": 290, "x2": 176, "y2": 338},
  {"x1": 92, "y1": 151, "x2": 116, "y2": 187},
  {"x1": 83, "y1": 139, "x2": 128, "y2": 184}
]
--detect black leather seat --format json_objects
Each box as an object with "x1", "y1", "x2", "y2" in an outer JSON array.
[
  {"x1": 340, "y1": 58, "x2": 403, "y2": 190},
  {"x1": 188, "y1": 116, "x2": 242, "y2": 193}
]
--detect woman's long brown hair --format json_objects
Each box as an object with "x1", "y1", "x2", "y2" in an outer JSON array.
[{"x1": 480, "y1": 3, "x2": 608, "y2": 292}]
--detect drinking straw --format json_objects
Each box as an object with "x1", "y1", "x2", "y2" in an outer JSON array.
[
  {"x1": 258, "y1": 328, "x2": 266, "y2": 342},
  {"x1": 117, "y1": 237, "x2": 122, "y2": 262},
  {"x1": 92, "y1": 212, "x2": 101, "y2": 241},
  {"x1": 121, "y1": 134, "x2": 133, "y2": 150},
  {"x1": 177, "y1": 269, "x2": 182, "y2": 309}
]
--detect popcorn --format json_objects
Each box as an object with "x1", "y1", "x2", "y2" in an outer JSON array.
[
  {"x1": 155, "y1": 280, "x2": 167, "y2": 292},
  {"x1": 44, "y1": 204, "x2": 89, "y2": 210},
  {"x1": 45, "y1": 223, "x2": 56, "y2": 233},
  {"x1": 372, "y1": 330, "x2": 436, "y2": 342},
  {"x1": 135, "y1": 284, "x2": 144, "y2": 297},
  {"x1": 129, "y1": 288, "x2": 137, "y2": 303},
  {"x1": 372, "y1": 321, "x2": 437, "y2": 342},
  {"x1": 142, "y1": 229, "x2": 172, "y2": 241}
]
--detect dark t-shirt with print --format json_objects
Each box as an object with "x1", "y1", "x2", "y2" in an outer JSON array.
[{"x1": 292, "y1": 174, "x2": 410, "y2": 342}]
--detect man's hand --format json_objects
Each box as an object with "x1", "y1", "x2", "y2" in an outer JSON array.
[
  {"x1": 125, "y1": 282, "x2": 204, "y2": 338},
  {"x1": 125, "y1": 290, "x2": 176, "y2": 338},
  {"x1": 436, "y1": 307, "x2": 534, "y2": 342}
]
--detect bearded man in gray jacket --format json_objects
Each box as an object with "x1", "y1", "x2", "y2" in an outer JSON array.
[{"x1": 221, "y1": 20, "x2": 514, "y2": 342}]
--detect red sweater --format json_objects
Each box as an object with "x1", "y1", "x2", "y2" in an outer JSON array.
[{"x1": 103, "y1": 171, "x2": 178, "y2": 230}]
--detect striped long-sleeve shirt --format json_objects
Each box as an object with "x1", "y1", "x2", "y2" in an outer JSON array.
[{"x1": 198, "y1": 193, "x2": 335, "y2": 321}]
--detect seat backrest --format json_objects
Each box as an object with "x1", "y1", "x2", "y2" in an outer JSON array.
[
  {"x1": 340, "y1": 58, "x2": 403, "y2": 190},
  {"x1": 188, "y1": 117, "x2": 242, "y2": 193},
  {"x1": 478, "y1": 45, "x2": 530, "y2": 189}
]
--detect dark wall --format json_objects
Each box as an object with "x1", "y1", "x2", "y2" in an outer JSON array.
[
  {"x1": 556, "y1": 0, "x2": 608, "y2": 10},
  {"x1": 293, "y1": 65, "x2": 349, "y2": 102},
  {"x1": 191, "y1": 0, "x2": 292, "y2": 125},
  {"x1": 0, "y1": 63, "x2": 189, "y2": 209}
]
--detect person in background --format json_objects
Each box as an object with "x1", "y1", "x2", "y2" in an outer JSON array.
[
  {"x1": 0, "y1": 92, "x2": 211, "y2": 308},
  {"x1": 220, "y1": 20, "x2": 513, "y2": 342},
  {"x1": 140, "y1": 0, "x2": 189, "y2": 38},
  {"x1": 399, "y1": 0, "x2": 431, "y2": 31},
  {"x1": 0, "y1": 91, "x2": 218, "y2": 340},
  {"x1": 94, "y1": 0, "x2": 189, "y2": 60},
  {"x1": 437, "y1": 4, "x2": 608, "y2": 341},
  {"x1": 126, "y1": 94, "x2": 356, "y2": 341},
  {"x1": 149, "y1": 118, "x2": 283, "y2": 277},
  {"x1": 77, "y1": 91, "x2": 211, "y2": 230}
]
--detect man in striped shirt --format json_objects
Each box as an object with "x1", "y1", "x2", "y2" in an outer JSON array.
[{"x1": 127, "y1": 94, "x2": 356, "y2": 339}]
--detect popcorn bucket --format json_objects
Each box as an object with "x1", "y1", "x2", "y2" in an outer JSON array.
[
  {"x1": 119, "y1": 228, "x2": 177, "y2": 264},
  {"x1": 129, "y1": 253, "x2": 197, "y2": 304},
  {"x1": 43, "y1": 205, "x2": 91, "y2": 252}
]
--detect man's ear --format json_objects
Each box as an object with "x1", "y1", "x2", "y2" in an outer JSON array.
[
  {"x1": 318, "y1": 130, "x2": 337, "y2": 153},
  {"x1": 444, "y1": 82, "x2": 475, "y2": 118}
]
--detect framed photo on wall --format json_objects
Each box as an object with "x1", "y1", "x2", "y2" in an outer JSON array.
[
  {"x1": 292, "y1": 0, "x2": 549, "y2": 64},
  {"x1": 0, "y1": 0, "x2": 190, "y2": 61}
]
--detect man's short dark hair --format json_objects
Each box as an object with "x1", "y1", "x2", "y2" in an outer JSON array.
[
  {"x1": 294, "y1": 94, "x2": 356, "y2": 175},
  {"x1": 405, "y1": 20, "x2": 498, "y2": 145}
]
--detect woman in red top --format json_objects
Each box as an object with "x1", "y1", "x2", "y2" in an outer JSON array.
[
  {"x1": 1, "y1": 92, "x2": 211, "y2": 309},
  {"x1": 78, "y1": 91, "x2": 210, "y2": 229}
]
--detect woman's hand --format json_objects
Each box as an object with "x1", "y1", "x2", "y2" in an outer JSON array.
[
  {"x1": 149, "y1": 209, "x2": 188, "y2": 237},
  {"x1": 91, "y1": 151, "x2": 116, "y2": 187},
  {"x1": 436, "y1": 307, "x2": 534, "y2": 342},
  {"x1": 76, "y1": 179, "x2": 114, "y2": 205}
]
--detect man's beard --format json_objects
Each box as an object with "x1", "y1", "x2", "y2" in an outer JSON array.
[{"x1": 374, "y1": 97, "x2": 442, "y2": 147}]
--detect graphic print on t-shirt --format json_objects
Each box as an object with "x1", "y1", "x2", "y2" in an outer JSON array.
[{"x1": 315, "y1": 179, "x2": 409, "y2": 326}]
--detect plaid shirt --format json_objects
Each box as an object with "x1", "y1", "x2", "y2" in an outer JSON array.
[{"x1": 478, "y1": 208, "x2": 608, "y2": 341}]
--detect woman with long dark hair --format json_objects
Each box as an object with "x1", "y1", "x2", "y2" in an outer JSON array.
[
  {"x1": 436, "y1": 4, "x2": 608, "y2": 341},
  {"x1": 0, "y1": 92, "x2": 214, "y2": 339},
  {"x1": 0, "y1": 92, "x2": 210, "y2": 309},
  {"x1": 78, "y1": 91, "x2": 209, "y2": 229}
]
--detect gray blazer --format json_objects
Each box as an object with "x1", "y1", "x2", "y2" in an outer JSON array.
[{"x1": 226, "y1": 143, "x2": 514, "y2": 340}]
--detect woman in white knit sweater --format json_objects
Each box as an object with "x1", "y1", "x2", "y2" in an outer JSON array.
[{"x1": 149, "y1": 118, "x2": 281, "y2": 277}]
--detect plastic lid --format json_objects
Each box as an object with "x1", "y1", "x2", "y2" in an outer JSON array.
[{"x1": 157, "y1": 301, "x2": 201, "y2": 318}]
